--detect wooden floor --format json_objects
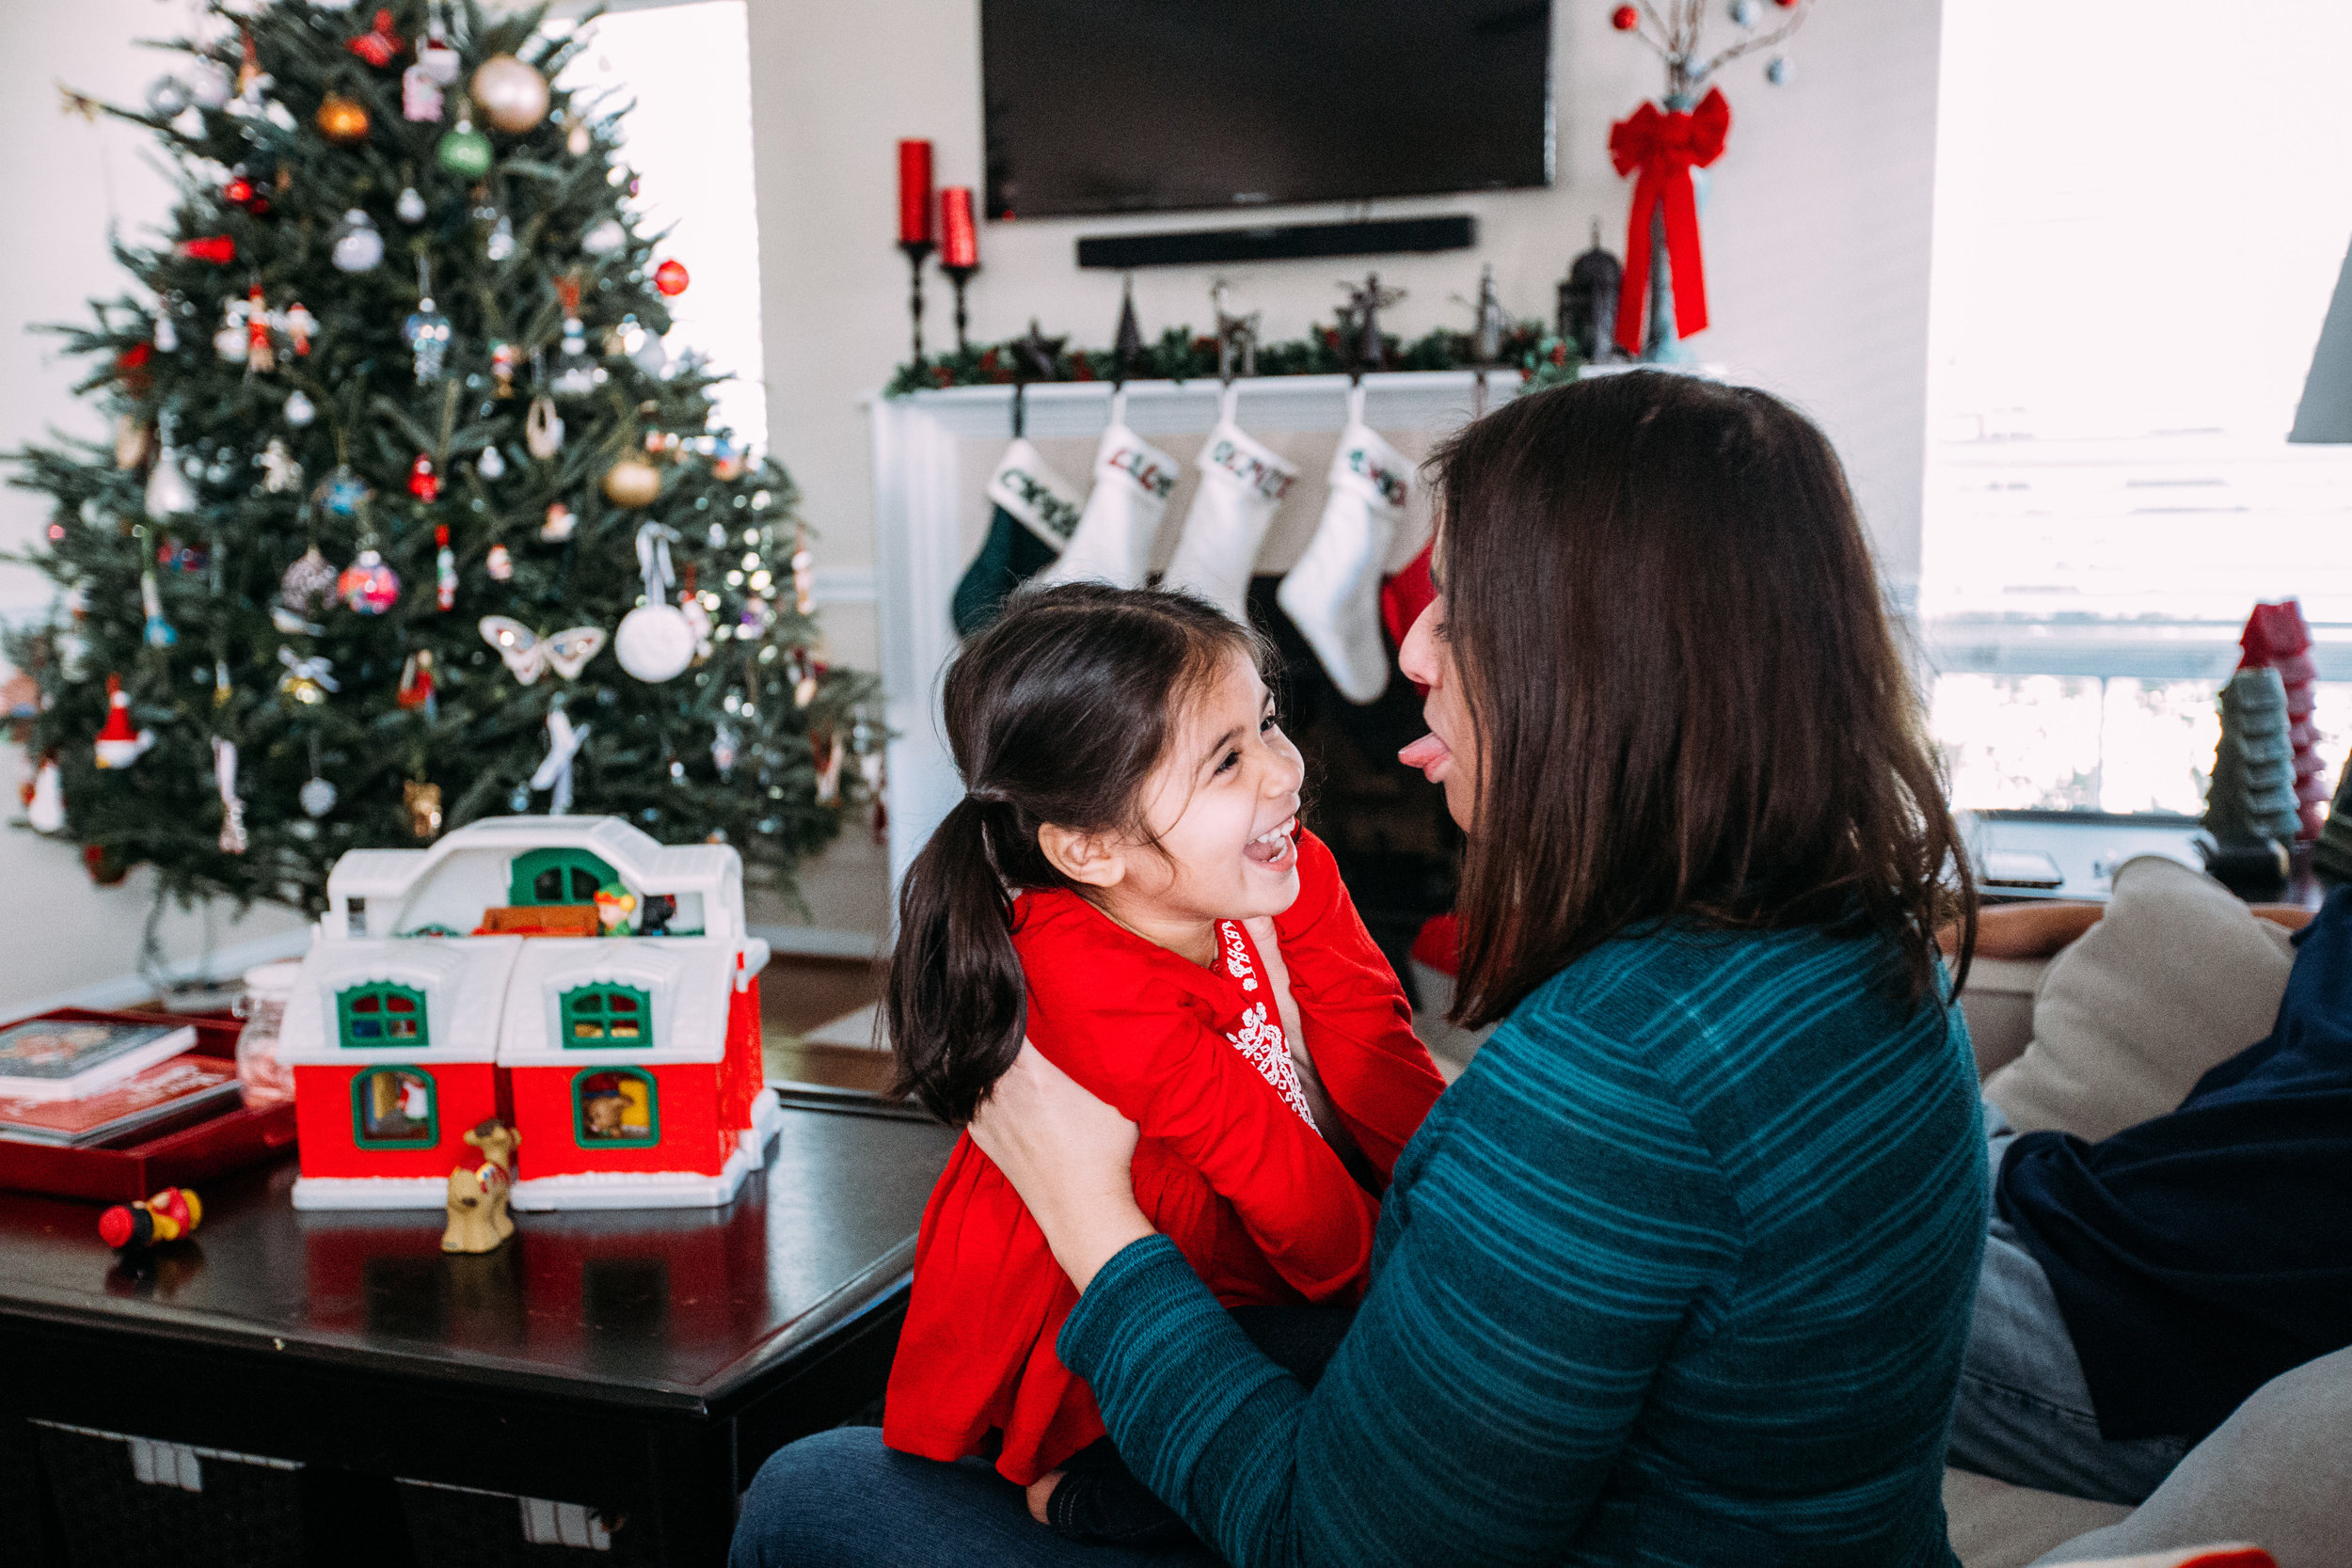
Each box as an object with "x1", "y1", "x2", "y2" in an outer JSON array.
[{"x1": 759, "y1": 954, "x2": 894, "y2": 1096}]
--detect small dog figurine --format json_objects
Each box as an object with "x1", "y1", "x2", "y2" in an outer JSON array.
[{"x1": 441, "y1": 1119, "x2": 520, "y2": 1254}]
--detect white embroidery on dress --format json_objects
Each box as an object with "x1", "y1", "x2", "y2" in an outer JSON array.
[{"x1": 1216, "y1": 922, "x2": 1317, "y2": 1129}]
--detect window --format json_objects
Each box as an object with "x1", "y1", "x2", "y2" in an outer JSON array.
[
  {"x1": 573, "y1": 1069, "x2": 660, "y2": 1148},
  {"x1": 1922, "y1": 1, "x2": 2352, "y2": 811},
  {"x1": 510, "y1": 847, "x2": 619, "y2": 908},
  {"x1": 354, "y1": 1067, "x2": 437, "y2": 1149},
  {"x1": 562, "y1": 983, "x2": 652, "y2": 1046},
  {"x1": 338, "y1": 983, "x2": 429, "y2": 1048}
]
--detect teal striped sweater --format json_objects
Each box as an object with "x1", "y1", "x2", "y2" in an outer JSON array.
[{"x1": 1060, "y1": 921, "x2": 1985, "y2": 1566}]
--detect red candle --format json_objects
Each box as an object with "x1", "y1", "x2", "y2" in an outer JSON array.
[
  {"x1": 898, "y1": 139, "x2": 934, "y2": 245},
  {"x1": 940, "y1": 187, "x2": 977, "y2": 269}
]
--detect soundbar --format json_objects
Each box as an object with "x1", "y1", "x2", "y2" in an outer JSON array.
[{"x1": 1075, "y1": 214, "x2": 1477, "y2": 270}]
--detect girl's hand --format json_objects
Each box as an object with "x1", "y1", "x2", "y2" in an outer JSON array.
[{"x1": 967, "y1": 1042, "x2": 1153, "y2": 1293}]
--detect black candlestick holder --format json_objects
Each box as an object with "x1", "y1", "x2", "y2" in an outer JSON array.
[
  {"x1": 941, "y1": 263, "x2": 977, "y2": 356},
  {"x1": 898, "y1": 239, "x2": 935, "y2": 363}
]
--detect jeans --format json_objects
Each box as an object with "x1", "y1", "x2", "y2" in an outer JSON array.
[
  {"x1": 1945, "y1": 1101, "x2": 2193, "y2": 1505},
  {"x1": 729, "y1": 1430, "x2": 1221, "y2": 1568}
]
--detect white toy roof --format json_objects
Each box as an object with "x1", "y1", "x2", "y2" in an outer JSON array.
[
  {"x1": 496, "y1": 936, "x2": 738, "y2": 1067},
  {"x1": 278, "y1": 936, "x2": 524, "y2": 1066}
]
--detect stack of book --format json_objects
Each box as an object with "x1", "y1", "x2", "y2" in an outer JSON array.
[{"x1": 0, "y1": 1019, "x2": 239, "y2": 1148}]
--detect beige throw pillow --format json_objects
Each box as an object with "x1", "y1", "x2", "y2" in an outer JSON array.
[{"x1": 1981, "y1": 855, "x2": 2296, "y2": 1143}]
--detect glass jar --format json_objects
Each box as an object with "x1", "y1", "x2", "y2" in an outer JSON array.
[{"x1": 233, "y1": 960, "x2": 301, "y2": 1109}]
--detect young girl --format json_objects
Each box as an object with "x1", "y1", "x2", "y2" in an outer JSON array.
[{"x1": 881, "y1": 583, "x2": 1445, "y2": 1540}]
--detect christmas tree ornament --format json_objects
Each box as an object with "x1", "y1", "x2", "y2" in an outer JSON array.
[
  {"x1": 337, "y1": 548, "x2": 401, "y2": 613},
  {"x1": 263, "y1": 101, "x2": 299, "y2": 133},
  {"x1": 580, "y1": 219, "x2": 626, "y2": 256},
  {"x1": 485, "y1": 543, "x2": 513, "y2": 580},
  {"x1": 316, "y1": 465, "x2": 371, "y2": 518},
  {"x1": 25, "y1": 758, "x2": 65, "y2": 834},
  {"x1": 812, "y1": 729, "x2": 842, "y2": 805},
  {"x1": 144, "y1": 426, "x2": 197, "y2": 519},
  {"x1": 565, "y1": 117, "x2": 592, "y2": 157},
  {"x1": 177, "y1": 235, "x2": 237, "y2": 264},
  {"x1": 479, "y1": 617, "x2": 607, "y2": 683},
  {"x1": 435, "y1": 523, "x2": 456, "y2": 608},
  {"x1": 93, "y1": 675, "x2": 155, "y2": 768},
  {"x1": 417, "y1": 4, "x2": 461, "y2": 83},
  {"x1": 710, "y1": 721, "x2": 739, "y2": 777},
  {"x1": 1765, "y1": 54, "x2": 1793, "y2": 85},
  {"x1": 1612, "y1": 5, "x2": 1640, "y2": 29},
  {"x1": 277, "y1": 647, "x2": 339, "y2": 705},
  {"x1": 283, "y1": 388, "x2": 316, "y2": 427},
  {"x1": 1162, "y1": 388, "x2": 1298, "y2": 623},
  {"x1": 1278, "y1": 385, "x2": 1414, "y2": 703},
  {"x1": 114, "y1": 415, "x2": 151, "y2": 471},
  {"x1": 346, "y1": 8, "x2": 404, "y2": 67},
  {"x1": 437, "y1": 115, "x2": 493, "y2": 179},
  {"x1": 489, "y1": 340, "x2": 519, "y2": 397},
  {"x1": 1041, "y1": 390, "x2": 1177, "y2": 593},
  {"x1": 189, "y1": 59, "x2": 231, "y2": 110},
  {"x1": 601, "y1": 454, "x2": 661, "y2": 509},
  {"x1": 486, "y1": 213, "x2": 517, "y2": 262},
  {"x1": 115, "y1": 341, "x2": 155, "y2": 395},
  {"x1": 151, "y1": 305, "x2": 178, "y2": 354},
  {"x1": 214, "y1": 738, "x2": 247, "y2": 854},
  {"x1": 329, "y1": 209, "x2": 384, "y2": 272},
  {"x1": 793, "y1": 536, "x2": 818, "y2": 615},
  {"x1": 236, "y1": 27, "x2": 268, "y2": 100},
  {"x1": 407, "y1": 452, "x2": 440, "y2": 501},
  {"x1": 531, "y1": 706, "x2": 587, "y2": 814},
  {"x1": 540, "y1": 501, "x2": 576, "y2": 541},
  {"x1": 213, "y1": 657, "x2": 232, "y2": 707},
  {"x1": 261, "y1": 438, "x2": 302, "y2": 493},
  {"x1": 282, "y1": 301, "x2": 316, "y2": 356},
  {"x1": 475, "y1": 443, "x2": 505, "y2": 481},
  {"x1": 141, "y1": 567, "x2": 176, "y2": 647},
  {"x1": 654, "y1": 259, "x2": 690, "y2": 297},
  {"x1": 245, "y1": 286, "x2": 277, "y2": 373},
  {"x1": 397, "y1": 649, "x2": 437, "y2": 711},
  {"x1": 395, "y1": 183, "x2": 427, "y2": 224},
  {"x1": 401, "y1": 63, "x2": 445, "y2": 122},
  {"x1": 471, "y1": 55, "x2": 550, "y2": 133},
  {"x1": 404, "y1": 779, "x2": 443, "y2": 838},
  {"x1": 300, "y1": 769, "x2": 337, "y2": 818},
  {"x1": 223, "y1": 172, "x2": 267, "y2": 215},
  {"x1": 403, "y1": 266, "x2": 452, "y2": 383},
  {"x1": 315, "y1": 92, "x2": 371, "y2": 144},
  {"x1": 1730, "y1": 0, "x2": 1761, "y2": 24},
  {"x1": 214, "y1": 297, "x2": 250, "y2": 363},
  {"x1": 604, "y1": 315, "x2": 647, "y2": 359},
  {"x1": 616, "y1": 522, "x2": 695, "y2": 682},
  {"x1": 711, "y1": 439, "x2": 744, "y2": 482},
  {"x1": 146, "y1": 76, "x2": 191, "y2": 119},
  {"x1": 279, "y1": 545, "x2": 339, "y2": 612},
  {"x1": 525, "y1": 394, "x2": 564, "y2": 458}
]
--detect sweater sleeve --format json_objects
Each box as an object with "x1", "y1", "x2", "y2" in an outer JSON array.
[
  {"x1": 1058, "y1": 1015, "x2": 1742, "y2": 1568},
  {"x1": 1270, "y1": 832, "x2": 1448, "y2": 1180},
  {"x1": 1023, "y1": 955, "x2": 1376, "y2": 1304}
]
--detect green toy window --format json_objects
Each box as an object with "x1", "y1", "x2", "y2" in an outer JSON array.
[
  {"x1": 562, "y1": 983, "x2": 653, "y2": 1046},
  {"x1": 573, "y1": 1068, "x2": 660, "y2": 1149},
  {"x1": 510, "y1": 847, "x2": 620, "y2": 908},
  {"x1": 338, "y1": 983, "x2": 429, "y2": 1049},
  {"x1": 353, "y1": 1066, "x2": 438, "y2": 1149}
]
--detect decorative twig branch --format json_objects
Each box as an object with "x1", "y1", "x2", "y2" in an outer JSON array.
[{"x1": 1696, "y1": 0, "x2": 1813, "y2": 81}]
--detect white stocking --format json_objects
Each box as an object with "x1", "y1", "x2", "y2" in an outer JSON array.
[
  {"x1": 1161, "y1": 386, "x2": 1297, "y2": 623},
  {"x1": 1041, "y1": 391, "x2": 1179, "y2": 590},
  {"x1": 1278, "y1": 386, "x2": 1413, "y2": 703}
]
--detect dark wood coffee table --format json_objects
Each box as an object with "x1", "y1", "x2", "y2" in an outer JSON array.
[{"x1": 0, "y1": 1086, "x2": 956, "y2": 1567}]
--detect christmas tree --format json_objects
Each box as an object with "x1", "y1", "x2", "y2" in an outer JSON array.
[
  {"x1": 8, "y1": 0, "x2": 877, "y2": 913},
  {"x1": 2202, "y1": 665, "x2": 2300, "y2": 849}
]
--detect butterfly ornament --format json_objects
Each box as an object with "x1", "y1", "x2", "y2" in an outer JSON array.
[{"x1": 478, "y1": 617, "x2": 607, "y2": 685}]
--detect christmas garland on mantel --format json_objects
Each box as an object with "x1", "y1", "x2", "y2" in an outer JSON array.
[{"x1": 887, "y1": 320, "x2": 1584, "y2": 397}]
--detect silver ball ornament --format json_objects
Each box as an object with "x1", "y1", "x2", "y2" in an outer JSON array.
[
  {"x1": 300, "y1": 776, "x2": 339, "y2": 817},
  {"x1": 615, "y1": 604, "x2": 696, "y2": 683},
  {"x1": 146, "y1": 77, "x2": 190, "y2": 118},
  {"x1": 395, "y1": 184, "x2": 427, "y2": 224},
  {"x1": 470, "y1": 54, "x2": 550, "y2": 134},
  {"x1": 330, "y1": 209, "x2": 384, "y2": 273},
  {"x1": 284, "y1": 389, "x2": 316, "y2": 427}
]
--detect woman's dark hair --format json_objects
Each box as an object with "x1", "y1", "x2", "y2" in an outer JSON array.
[
  {"x1": 1428, "y1": 371, "x2": 1976, "y2": 1028},
  {"x1": 887, "y1": 583, "x2": 1263, "y2": 1124}
]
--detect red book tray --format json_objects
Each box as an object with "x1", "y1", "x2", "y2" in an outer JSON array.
[{"x1": 0, "y1": 1008, "x2": 298, "y2": 1204}]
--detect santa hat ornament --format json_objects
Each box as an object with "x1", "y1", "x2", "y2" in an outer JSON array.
[{"x1": 94, "y1": 675, "x2": 155, "y2": 768}]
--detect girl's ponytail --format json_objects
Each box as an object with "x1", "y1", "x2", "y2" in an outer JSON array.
[{"x1": 886, "y1": 795, "x2": 1028, "y2": 1125}]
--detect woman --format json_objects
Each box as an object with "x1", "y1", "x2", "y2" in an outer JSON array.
[{"x1": 734, "y1": 372, "x2": 1985, "y2": 1566}]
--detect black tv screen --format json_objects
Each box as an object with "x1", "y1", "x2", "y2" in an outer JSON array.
[{"x1": 980, "y1": 1, "x2": 1553, "y2": 221}]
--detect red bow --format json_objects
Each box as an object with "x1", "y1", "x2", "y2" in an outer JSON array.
[
  {"x1": 1609, "y1": 87, "x2": 1732, "y2": 356},
  {"x1": 347, "y1": 8, "x2": 404, "y2": 68}
]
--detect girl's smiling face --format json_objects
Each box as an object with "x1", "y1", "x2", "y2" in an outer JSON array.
[{"x1": 1042, "y1": 647, "x2": 1305, "y2": 964}]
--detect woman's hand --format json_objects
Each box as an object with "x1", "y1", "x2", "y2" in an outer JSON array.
[{"x1": 967, "y1": 1042, "x2": 1153, "y2": 1293}]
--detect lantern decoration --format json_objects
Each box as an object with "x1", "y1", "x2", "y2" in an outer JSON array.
[
  {"x1": 339, "y1": 549, "x2": 402, "y2": 613},
  {"x1": 654, "y1": 259, "x2": 690, "y2": 297},
  {"x1": 471, "y1": 54, "x2": 550, "y2": 133},
  {"x1": 94, "y1": 675, "x2": 155, "y2": 768},
  {"x1": 315, "y1": 92, "x2": 371, "y2": 144}
]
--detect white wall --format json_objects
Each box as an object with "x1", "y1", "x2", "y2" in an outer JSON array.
[
  {"x1": 747, "y1": 0, "x2": 1948, "y2": 639},
  {"x1": 0, "y1": 0, "x2": 311, "y2": 1016}
]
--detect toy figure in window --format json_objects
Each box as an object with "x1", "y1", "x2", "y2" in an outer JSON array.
[
  {"x1": 579, "y1": 1071, "x2": 651, "y2": 1141},
  {"x1": 362, "y1": 1069, "x2": 433, "y2": 1141}
]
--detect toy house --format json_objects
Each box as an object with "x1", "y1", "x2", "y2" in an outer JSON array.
[{"x1": 278, "y1": 817, "x2": 774, "y2": 1212}]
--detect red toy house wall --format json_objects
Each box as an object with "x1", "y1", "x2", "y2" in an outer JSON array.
[
  {"x1": 293, "y1": 1061, "x2": 501, "y2": 1181},
  {"x1": 507, "y1": 1062, "x2": 730, "y2": 1180},
  {"x1": 718, "y1": 980, "x2": 764, "y2": 1136}
]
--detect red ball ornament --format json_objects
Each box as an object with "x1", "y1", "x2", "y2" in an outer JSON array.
[
  {"x1": 1773, "y1": 0, "x2": 1799, "y2": 7},
  {"x1": 1612, "y1": 4, "x2": 1640, "y2": 29},
  {"x1": 224, "y1": 176, "x2": 253, "y2": 205},
  {"x1": 653, "y1": 259, "x2": 690, "y2": 297},
  {"x1": 407, "y1": 452, "x2": 440, "y2": 502}
]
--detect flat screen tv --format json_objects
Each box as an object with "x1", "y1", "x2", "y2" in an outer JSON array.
[{"x1": 979, "y1": 1, "x2": 1553, "y2": 221}]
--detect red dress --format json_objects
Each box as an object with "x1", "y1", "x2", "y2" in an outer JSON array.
[{"x1": 882, "y1": 831, "x2": 1447, "y2": 1485}]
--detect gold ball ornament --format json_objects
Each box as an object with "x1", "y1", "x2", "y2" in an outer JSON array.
[
  {"x1": 315, "y1": 92, "x2": 371, "y2": 144},
  {"x1": 470, "y1": 55, "x2": 549, "y2": 134},
  {"x1": 601, "y1": 455, "x2": 662, "y2": 508}
]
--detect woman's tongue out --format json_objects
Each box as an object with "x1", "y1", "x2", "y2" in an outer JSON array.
[{"x1": 1398, "y1": 733, "x2": 1452, "y2": 783}]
